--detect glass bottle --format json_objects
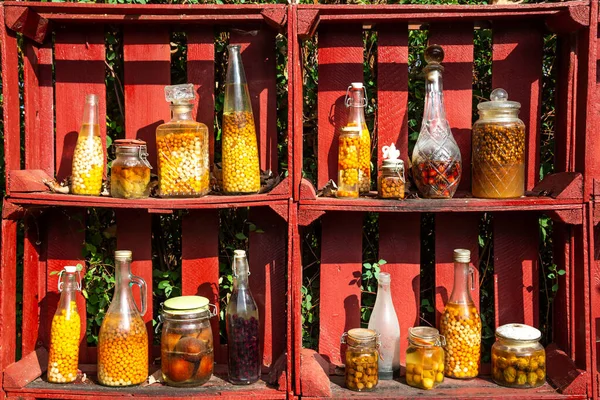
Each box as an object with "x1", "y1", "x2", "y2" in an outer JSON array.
[
  {"x1": 472, "y1": 88, "x2": 526, "y2": 198},
  {"x1": 226, "y1": 250, "x2": 260, "y2": 384},
  {"x1": 367, "y1": 272, "x2": 400, "y2": 380},
  {"x1": 336, "y1": 126, "x2": 360, "y2": 198},
  {"x1": 222, "y1": 45, "x2": 261, "y2": 195},
  {"x1": 412, "y1": 45, "x2": 462, "y2": 199},
  {"x1": 110, "y1": 139, "x2": 152, "y2": 199},
  {"x1": 406, "y1": 327, "x2": 445, "y2": 390},
  {"x1": 439, "y1": 249, "x2": 481, "y2": 379},
  {"x1": 344, "y1": 83, "x2": 371, "y2": 193},
  {"x1": 341, "y1": 328, "x2": 379, "y2": 392},
  {"x1": 491, "y1": 324, "x2": 545, "y2": 388},
  {"x1": 71, "y1": 94, "x2": 104, "y2": 196},
  {"x1": 377, "y1": 143, "x2": 405, "y2": 199},
  {"x1": 98, "y1": 250, "x2": 148, "y2": 386},
  {"x1": 47, "y1": 266, "x2": 81, "y2": 383},
  {"x1": 156, "y1": 83, "x2": 210, "y2": 198}
]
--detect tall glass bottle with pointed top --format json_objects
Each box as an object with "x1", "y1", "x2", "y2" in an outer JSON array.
[{"x1": 412, "y1": 45, "x2": 462, "y2": 199}]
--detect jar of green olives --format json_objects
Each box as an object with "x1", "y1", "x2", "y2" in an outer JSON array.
[
  {"x1": 491, "y1": 323, "x2": 545, "y2": 388},
  {"x1": 341, "y1": 328, "x2": 380, "y2": 392}
]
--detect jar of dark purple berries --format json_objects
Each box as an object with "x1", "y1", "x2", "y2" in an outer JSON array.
[{"x1": 225, "y1": 250, "x2": 260, "y2": 385}]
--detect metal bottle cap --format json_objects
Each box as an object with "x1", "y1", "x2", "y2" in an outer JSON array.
[
  {"x1": 453, "y1": 249, "x2": 471, "y2": 263},
  {"x1": 115, "y1": 250, "x2": 132, "y2": 260}
]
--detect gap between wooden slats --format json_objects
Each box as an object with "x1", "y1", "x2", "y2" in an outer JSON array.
[
  {"x1": 572, "y1": 222, "x2": 588, "y2": 369},
  {"x1": 493, "y1": 213, "x2": 539, "y2": 327},
  {"x1": 116, "y1": 209, "x2": 153, "y2": 349},
  {"x1": 0, "y1": 220, "x2": 18, "y2": 372},
  {"x1": 230, "y1": 29, "x2": 278, "y2": 174},
  {"x1": 249, "y1": 207, "x2": 287, "y2": 369},
  {"x1": 291, "y1": 10, "x2": 303, "y2": 200},
  {"x1": 181, "y1": 210, "x2": 221, "y2": 362},
  {"x1": 317, "y1": 25, "x2": 363, "y2": 189},
  {"x1": 319, "y1": 212, "x2": 364, "y2": 366},
  {"x1": 123, "y1": 26, "x2": 171, "y2": 168},
  {"x1": 553, "y1": 222, "x2": 571, "y2": 355},
  {"x1": 429, "y1": 23, "x2": 474, "y2": 192},
  {"x1": 435, "y1": 214, "x2": 481, "y2": 323},
  {"x1": 492, "y1": 22, "x2": 543, "y2": 191},
  {"x1": 54, "y1": 28, "x2": 106, "y2": 180},
  {"x1": 378, "y1": 213, "x2": 420, "y2": 365},
  {"x1": 377, "y1": 25, "x2": 409, "y2": 168},
  {"x1": 187, "y1": 28, "x2": 215, "y2": 166}
]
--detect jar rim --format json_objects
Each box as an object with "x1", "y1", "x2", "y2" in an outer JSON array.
[
  {"x1": 343, "y1": 328, "x2": 379, "y2": 347},
  {"x1": 408, "y1": 326, "x2": 444, "y2": 347},
  {"x1": 163, "y1": 295, "x2": 210, "y2": 315},
  {"x1": 496, "y1": 323, "x2": 541, "y2": 342}
]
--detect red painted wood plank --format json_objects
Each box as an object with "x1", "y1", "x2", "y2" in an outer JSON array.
[
  {"x1": 429, "y1": 23, "x2": 474, "y2": 191},
  {"x1": 1, "y1": 4, "x2": 21, "y2": 191},
  {"x1": 319, "y1": 211, "x2": 363, "y2": 365},
  {"x1": 492, "y1": 21, "x2": 543, "y2": 191},
  {"x1": 554, "y1": 36, "x2": 577, "y2": 174},
  {"x1": 378, "y1": 213, "x2": 420, "y2": 365},
  {"x1": 573, "y1": 209, "x2": 590, "y2": 374},
  {"x1": 249, "y1": 207, "x2": 287, "y2": 369},
  {"x1": 291, "y1": 5, "x2": 303, "y2": 201},
  {"x1": 115, "y1": 209, "x2": 153, "y2": 350},
  {"x1": 187, "y1": 28, "x2": 215, "y2": 166},
  {"x1": 123, "y1": 26, "x2": 171, "y2": 168},
  {"x1": 24, "y1": 39, "x2": 54, "y2": 175},
  {"x1": 493, "y1": 213, "x2": 539, "y2": 327},
  {"x1": 290, "y1": 197, "x2": 302, "y2": 394},
  {"x1": 181, "y1": 210, "x2": 220, "y2": 361},
  {"x1": 377, "y1": 25, "x2": 409, "y2": 169},
  {"x1": 434, "y1": 214, "x2": 480, "y2": 321},
  {"x1": 553, "y1": 222, "x2": 572, "y2": 356},
  {"x1": 55, "y1": 27, "x2": 106, "y2": 181},
  {"x1": 316, "y1": 25, "x2": 363, "y2": 189},
  {"x1": 230, "y1": 29, "x2": 278, "y2": 174},
  {"x1": 1, "y1": 219, "x2": 18, "y2": 376}
]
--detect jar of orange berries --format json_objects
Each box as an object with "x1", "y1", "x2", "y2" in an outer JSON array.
[{"x1": 337, "y1": 127, "x2": 361, "y2": 198}]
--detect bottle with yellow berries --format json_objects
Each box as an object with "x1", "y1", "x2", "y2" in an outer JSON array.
[
  {"x1": 439, "y1": 249, "x2": 481, "y2": 379},
  {"x1": 156, "y1": 83, "x2": 210, "y2": 197},
  {"x1": 344, "y1": 83, "x2": 371, "y2": 193},
  {"x1": 71, "y1": 94, "x2": 105, "y2": 196},
  {"x1": 97, "y1": 251, "x2": 148, "y2": 386},
  {"x1": 221, "y1": 45, "x2": 261, "y2": 195},
  {"x1": 47, "y1": 265, "x2": 82, "y2": 383}
]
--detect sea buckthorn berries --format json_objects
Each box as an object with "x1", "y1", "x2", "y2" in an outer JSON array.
[
  {"x1": 337, "y1": 132, "x2": 360, "y2": 198},
  {"x1": 47, "y1": 300, "x2": 80, "y2": 383},
  {"x1": 71, "y1": 135, "x2": 104, "y2": 196},
  {"x1": 439, "y1": 303, "x2": 481, "y2": 379},
  {"x1": 222, "y1": 111, "x2": 261, "y2": 194},
  {"x1": 357, "y1": 125, "x2": 371, "y2": 193}
]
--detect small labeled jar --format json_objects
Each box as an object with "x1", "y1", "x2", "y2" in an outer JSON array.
[
  {"x1": 491, "y1": 324, "x2": 545, "y2": 389},
  {"x1": 341, "y1": 328, "x2": 379, "y2": 392},
  {"x1": 406, "y1": 327, "x2": 445, "y2": 390},
  {"x1": 472, "y1": 88, "x2": 526, "y2": 198},
  {"x1": 111, "y1": 139, "x2": 152, "y2": 199},
  {"x1": 378, "y1": 144, "x2": 405, "y2": 199},
  {"x1": 160, "y1": 296, "x2": 217, "y2": 387}
]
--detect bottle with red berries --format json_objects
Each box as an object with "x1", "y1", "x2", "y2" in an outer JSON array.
[
  {"x1": 412, "y1": 45, "x2": 462, "y2": 199},
  {"x1": 226, "y1": 250, "x2": 260, "y2": 385}
]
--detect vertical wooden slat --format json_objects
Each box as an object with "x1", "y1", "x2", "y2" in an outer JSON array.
[
  {"x1": 291, "y1": 201, "x2": 302, "y2": 393},
  {"x1": 317, "y1": 25, "x2": 363, "y2": 189},
  {"x1": 429, "y1": 23, "x2": 474, "y2": 192},
  {"x1": 181, "y1": 210, "x2": 220, "y2": 361},
  {"x1": 492, "y1": 21, "x2": 543, "y2": 191},
  {"x1": 249, "y1": 207, "x2": 287, "y2": 369},
  {"x1": 290, "y1": 5, "x2": 302, "y2": 201},
  {"x1": 230, "y1": 29, "x2": 278, "y2": 174},
  {"x1": 493, "y1": 213, "x2": 539, "y2": 327},
  {"x1": 554, "y1": 35, "x2": 577, "y2": 174},
  {"x1": 435, "y1": 214, "x2": 480, "y2": 322},
  {"x1": 187, "y1": 28, "x2": 215, "y2": 165},
  {"x1": 319, "y1": 212, "x2": 363, "y2": 365},
  {"x1": 553, "y1": 222, "x2": 572, "y2": 355},
  {"x1": 377, "y1": 25, "x2": 409, "y2": 168},
  {"x1": 0, "y1": 219, "x2": 18, "y2": 376},
  {"x1": 378, "y1": 213, "x2": 420, "y2": 365},
  {"x1": 574, "y1": 211, "x2": 590, "y2": 372}
]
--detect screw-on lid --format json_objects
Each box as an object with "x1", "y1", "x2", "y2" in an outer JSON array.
[
  {"x1": 496, "y1": 323, "x2": 541, "y2": 341},
  {"x1": 115, "y1": 250, "x2": 132, "y2": 260},
  {"x1": 64, "y1": 265, "x2": 78, "y2": 273},
  {"x1": 477, "y1": 88, "x2": 521, "y2": 111},
  {"x1": 453, "y1": 249, "x2": 471, "y2": 263},
  {"x1": 163, "y1": 295, "x2": 210, "y2": 315}
]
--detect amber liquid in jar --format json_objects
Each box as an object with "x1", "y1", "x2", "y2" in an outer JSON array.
[
  {"x1": 111, "y1": 165, "x2": 151, "y2": 199},
  {"x1": 406, "y1": 344, "x2": 444, "y2": 389},
  {"x1": 48, "y1": 300, "x2": 81, "y2": 383},
  {"x1": 345, "y1": 349, "x2": 379, "y2": 391},
  {"x1": 440, "y1": 302, "x2": 481, "y2": 378},
  {"x1": 161, "y1": 324, "x2": 214, "y2": 386},
  {"x1": 492, "y1": 347, "x2": 545, "y2": 388},
  {"x1": 72, "y1": 123, "x2": 104, "y2": 196},
  {"x1": 337, "y1": 128, "x2": 360, "y2": 198}
]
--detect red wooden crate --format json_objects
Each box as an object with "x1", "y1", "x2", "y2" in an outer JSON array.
[
  {"x1": 290, "y1": 2, "x2": 594, "y2": 399},
  {"x1": 0, "y1": 2, "x2": 293, "y2": 399}
]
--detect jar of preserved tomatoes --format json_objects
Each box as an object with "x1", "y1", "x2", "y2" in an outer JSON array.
[
  {"x1": 377, "y1": 143, "x2": 405, "y2": 199},
  {"x1": 491, "y1": 324, "x2": 545, "y2": 388},
  {"x1": 110, "y1": 139, "x2": 152, "y2": 199},
  {"x1": 341, "y1": 328, "x2": 380, "y2": 392},
  {"x1": 472, "y1": 88, "x2": 525, "y2": 198},
  {"x1": 160, "y1": 296, "x2": 217, "y2": 387},
  {"x1": 405, "y1": 327, "x2": 445, "y2": 390}
]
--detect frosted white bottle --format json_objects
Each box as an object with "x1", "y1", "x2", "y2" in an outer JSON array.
[{"x1": 368, "y1": 272, "x2": 400, "y2": 380}]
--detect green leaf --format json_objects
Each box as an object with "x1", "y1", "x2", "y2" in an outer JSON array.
[
  {"x1": 557, "y1": 269, "x2": 566, "y2": 276},
  {"x1": 235, "y1": 232, "x2": 247, "y2": 240},
  {"x1": 377, "y1": 259, "x2": 387, "y2": 266},
  {"x1": 552, "y1": 283, "x2": 559, "y2": 293}
]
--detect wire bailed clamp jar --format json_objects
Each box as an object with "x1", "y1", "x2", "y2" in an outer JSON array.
[
  {"x1": 111, "y1": 139, "x2": 152, "y2": 199},
  {"x1": 406, "y1": 327, "x2": 445, "y2": 390},
  {"x1": 341, "y1": 328, "x2": 380, "y2": 392}
]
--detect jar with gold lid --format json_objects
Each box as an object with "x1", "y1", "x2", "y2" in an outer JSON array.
[
  {"x1": 341, "y1": 328, "x2": 380, "y2": 392},
  {"x1": 110, "y1": 139, "x2": 152, "y2": 199},
  {"x1": 406, "y1": 327, "x2": 445, "y2": 390}
]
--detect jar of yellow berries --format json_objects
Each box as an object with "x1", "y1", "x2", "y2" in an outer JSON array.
[
  {"x1": 341, "y1": 328, "x2": 379, "y2": 392},
  {"x1": 337, "y1": 127, "x2": 361, "y2": 198},
  {"x1": 405, "y1": 327, "x2": 445, "y2": 390}
]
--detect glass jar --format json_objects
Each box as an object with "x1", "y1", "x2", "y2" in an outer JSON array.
[
  {"x1": 156, "y1": 83, "x2": 210, "y2": 198},
  {"x1": 341, "y1": 328, "x2": 379, "y2": 392},
  {"x1": 491, "y1": 324, "x2": 545, "y2": 388},
  {"x1": 222, "y1": 45, "x2": 261, "y2": 195},
  {"x1": 337, "y1": 127, "x2": 360, "y2": 198},
  {"x1": 110, "y1": 139, "x2": 152, "y2": 199},
  {"x1": 472, "y1": 88, "x2": 526, "y2": 198},
  {"x1": 412, "y1": 45, "x2": 462, "y2": 199},
  {"x1": 344, "y1": 83, "x2": 371, "y2": 193},
  {"x1": 97, "y1": 251, "x2": 148, "y2": 386},
  {"x1": 47, "y1": 266, "x2": 81, "y2": 383},
  {"x1": 378, "y1": 144, "x2": 405, "y2": 200},
  {"x1": 439, "y1": 249, "x2": 481, "y2": 379},
  {"x1": 71, "y1": 94, "x2": 104, "y2": 196},
  {"x1": 160, "y1": 296, "x2": 217, "y2": 387},
  {"x1": 406, "y1": 327, "x2": 445, "y2": 390}
]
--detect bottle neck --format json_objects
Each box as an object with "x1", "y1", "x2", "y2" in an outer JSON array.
[
  {"x1": 376, "y1": 279, "x2": 392, "y2": 301},
  {"x1": 114, "y1": 258, "x2": 132, "y2": 299},
  {"x1": 83, "y1": 99, "x2": 99, "y2": 126},
  {"x1": 422, "y1": 69, "x2": 447, "y2": 124},
  {"x1": 232, "y1": 255, "x2": 250, "y2": 290},
  {"x1": 170, "y1": 104, "x2": 193, "y2": 121},
  {"x1": 448, "y1": 261, "x2": 473, "y2": 305},
  {"x1": 347, "y1": 90, "x2": 366, "y2": 126}
]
